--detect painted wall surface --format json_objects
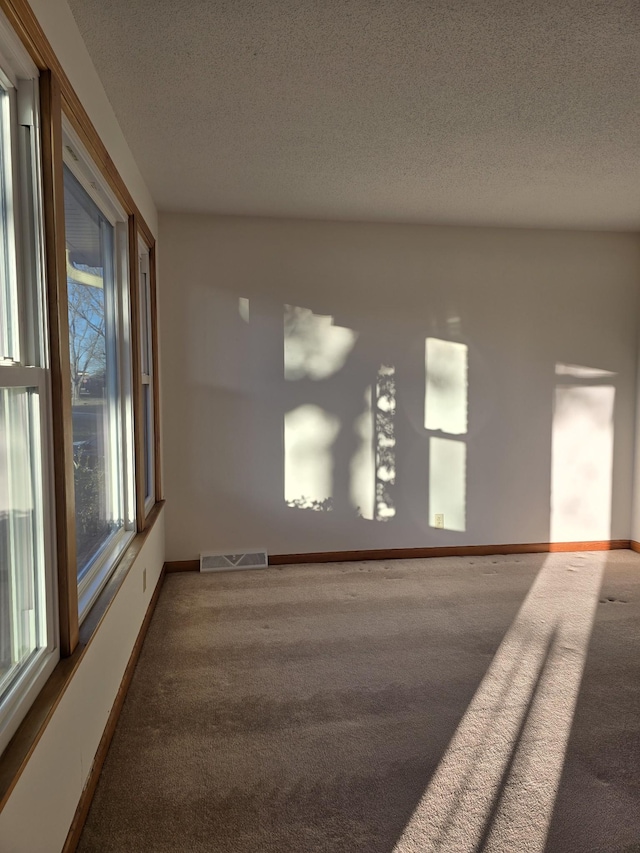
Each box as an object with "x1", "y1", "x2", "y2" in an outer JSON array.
[
  {"x1": 27, "y1": 0, "x2": 158, "y2": 237},
  {"x1": 0, "y1": 510, "x2": 165, "y2": 853},
  {"x1": 160, "y1": 214, "x2": 640, "y2": 560}
]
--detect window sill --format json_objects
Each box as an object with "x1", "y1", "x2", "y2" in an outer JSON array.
[{"x1": 0, "y1": 499, "x2": 165, "y2": 812}]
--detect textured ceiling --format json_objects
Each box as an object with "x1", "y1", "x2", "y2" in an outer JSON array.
[{"x1": 66, "y1": 0, "x2": 640, "y2": 229}]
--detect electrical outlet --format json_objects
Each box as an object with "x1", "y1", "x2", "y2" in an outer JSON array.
[
  {"x1": 434, "y1": 514, "x2": 445, "y2": 529},
  {"x1": 143, "y1": 567, "x2": 147, "y2": 593}
]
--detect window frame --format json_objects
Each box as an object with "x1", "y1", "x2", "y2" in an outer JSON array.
[
  {"x1": 0, "y1": 21, "x2": 58, "y2": 757},
  {"x1": 0, "y1": 367, "x2": 58, "y2": 756},
  {"x1": 0, "y1": 78, "x2": 21, "y2": 363},
  {"x1": 61, "y1": 119, "x2": 136, "y2": 623},
  {"x1": 138, "y1": 237, "x2": 155, "y2": 515}
]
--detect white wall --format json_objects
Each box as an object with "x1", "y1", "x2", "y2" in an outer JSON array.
[
  {"x1": 160, "y1": 214, "x2": 640, "y2": 560},
  {"x1": 0, "y1": 512, "x2": 165, "y2": 853}
]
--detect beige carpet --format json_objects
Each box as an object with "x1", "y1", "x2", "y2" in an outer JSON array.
[{"x1": 77, "y1": 551, "x2": 640, "y2": 853}]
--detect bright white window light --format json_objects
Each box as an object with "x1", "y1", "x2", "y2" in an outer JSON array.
[
  {"x1": 284, "y1": 304, "x2": 357, "y2": 381},
  {"x1": 284, "y1": 405, "x2": 340, "y2": 510},
  {"x1": 425, "y1": 337, "x2": 468, "y2": 435},
  {"x1": 429, "y1": 437, "x2": 466, "y2": 532},
  {"x1": 551, "y1": 379, "x2": 614, "y2": 542}
]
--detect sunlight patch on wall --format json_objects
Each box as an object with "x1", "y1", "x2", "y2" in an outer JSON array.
[
  {"x1": 551, "y1": 372, "x2": 614, "y2": 542},
  {"x1": 425, "y1": 338, "x2": 468, "y2": 435},
  {"x1": 393, "y1": 551, "x2": 605, "y2": 853},
  {"x1": 425, "y1": 338, "x2": 468, "y2": 532},
  {"x1": 238, "y1": 297, "x2": 250, "y2": 323},
  {"x1": 350, "y1": 387, "x2": 375, "y2": 520},
  {"x1": 284, "y1": 405, "x2": 340, "y2": 511},
  {"x1": 284, "y1": 305, "x2": 357, "y2": 381},
  {"x1": 446, "y1": 315, "x2": 462, "y2": 337},
  {"x1": 555, "y1": 364, "x2": 615, "y2": 379},
  {"x1": 429, "y1": 437, "x2": 466, "y2": 532},
  {"x1": 375, "y1": 365, "x2": 396, "y2": 520}
]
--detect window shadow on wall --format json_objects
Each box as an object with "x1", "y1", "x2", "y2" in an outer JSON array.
[
  {"x1": 282, "y1": 303, "x2": 469, "y2": 532},
  {"x1": 183, "y1": 288, "x2": 623, "y2": 558}
]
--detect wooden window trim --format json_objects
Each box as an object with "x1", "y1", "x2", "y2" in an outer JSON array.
[
  {"x1": 149, "y1": 242, "x2": 162, "y2": 502},
  {"x1": 39, "y1": 69, "x2": 79, "y2": 657},
  {"x1": 129, "y1": 215, "x2": 145, "y2": 532},
  {"x1": 137, "y1": 232, "x2": 162, "y2": 519}
]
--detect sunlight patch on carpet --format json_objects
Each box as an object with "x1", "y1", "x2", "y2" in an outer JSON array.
[{"x1": 393, "y1": 551, "x2": 605, "y2": 853}]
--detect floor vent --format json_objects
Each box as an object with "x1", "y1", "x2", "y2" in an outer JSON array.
[{"x1": 200, "y1": 550, "x2": 268, "y2": 573}]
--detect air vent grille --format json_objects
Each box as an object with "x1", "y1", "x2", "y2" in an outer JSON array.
[{"x1": 200, "y1": 550, "x2": 268, "y2": 572}]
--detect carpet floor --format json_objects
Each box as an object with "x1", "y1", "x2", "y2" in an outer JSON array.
[{"x1": 77, "y1": 550, "x2": 640, "y2": 853}]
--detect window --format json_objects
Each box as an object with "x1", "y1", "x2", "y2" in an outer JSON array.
[
  {"x1": 63, "y1": 127, "x2": 135, "y2": 619},
  {"x1": 138, "y1": 240, "x2": 155, "y2": 512},
  {"x1": 0, "y1": 23, "x2": 57, "y2": 755},
  {"x1": 0, "y1": 2, "x2": 161, "y2": 767},
  {"x1": 0, "y1": 83, "x2": 19, "y2": 362}
]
